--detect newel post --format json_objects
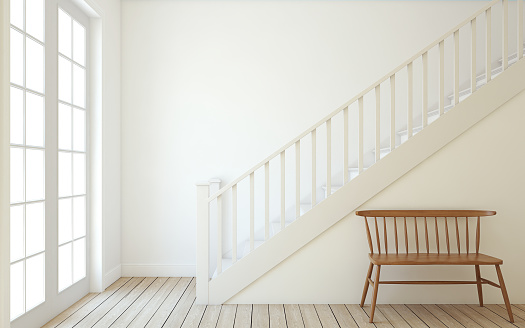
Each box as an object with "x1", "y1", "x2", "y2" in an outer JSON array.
[{"x1": 196, "y1": 182, "x2": 210, "y2": 304}]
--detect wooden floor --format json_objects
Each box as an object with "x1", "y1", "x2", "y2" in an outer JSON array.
[{"x1": 42, "y1": 277, "x2": 525, "y2": 328}]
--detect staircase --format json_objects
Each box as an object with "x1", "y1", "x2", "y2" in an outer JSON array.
[{"x1": 197, "y1": 0, "x2": 525, "y2": 304}]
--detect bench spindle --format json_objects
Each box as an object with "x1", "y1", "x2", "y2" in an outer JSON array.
[
  {"x1": 404, "y1": 217, "x2": 408, "y2": 253},
  {"x1": 394, "y1": 218, "x2": 399, "y2": 254},
  {"x1": 414, "y1": 217, "x2": 419, "y2": 254},
  {"x1": 365, "y1": 217, "x2": 373, "y2": 254},
  {"x1": 466, "y1": 217, "x2": 469, "y2": 254},
  {"x1": 435, "y1": 217, "x2": 440, "y2": 254},
  {"x1": 476, "y1": 216, "x2": 481, "y2": 254},
  {"x1": 445, "y1": 217, "x2": 451, "y2": 255},
  {"x1": 455, "y1": 217, "x2": 461, "y2": 254},
  {"x1": 374, "y1": 217, "x2": 381, "y2": 254},
  {"x1": 383, "y1": 217, "x2": 388, "y2": 254},
  {"x1": 424, "y1": 217, "x2": 429, "y2": 254}
]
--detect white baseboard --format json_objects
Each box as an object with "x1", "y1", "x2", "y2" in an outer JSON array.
[
  {"x1": 121, "y1": 264, "x2": 196, "y2": 277},
  {"x1": 104, "y1": 264, "x2": 122, "y2": 289}
]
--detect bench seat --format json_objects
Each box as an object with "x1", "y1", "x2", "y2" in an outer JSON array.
[{"x1": 369, "y1": 253, "x2": 503, "y2": 265}]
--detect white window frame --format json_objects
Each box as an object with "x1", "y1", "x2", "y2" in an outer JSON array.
[{"x1": 0, "y1": 0, "x2": 106, "y2": 327}]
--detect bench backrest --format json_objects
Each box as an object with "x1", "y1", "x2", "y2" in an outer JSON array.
[{"x1": 355, "y1": 210, "x2": 496, "y2": 255}]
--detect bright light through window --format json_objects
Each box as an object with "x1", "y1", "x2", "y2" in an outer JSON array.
[
  {"x1": 9, "y1": 0, "x2": 46, "y2": 320},
  {"x1": 58, "y1": 8, "x2": 87, "y2": 292}
]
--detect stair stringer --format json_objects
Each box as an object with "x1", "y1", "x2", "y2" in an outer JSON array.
[{"x1": 208, "y1": 58, "x2": 525, "y2": 305}]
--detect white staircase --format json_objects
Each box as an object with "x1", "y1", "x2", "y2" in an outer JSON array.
[{"x1": 198, "y1": 0, "x2": 525, "y2": 304}]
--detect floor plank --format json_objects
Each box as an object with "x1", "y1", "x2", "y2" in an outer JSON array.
[
  {"x1": 390, "y1": 304, "x2": 428, "y2": 327},
  {"x1": 216, "y1": 304, "x2": 237, "y2": 328},
  {"x1": 111, "y1": 277, "x2": 169, "y2": 327},
  {"x1": 466, "y1": 304, "x2": 515, "y2": 328},
  {"x1": 330, "y1": 304, "x2": 358, "y2": 328},
  {"x1": 346, "y1": 304, "x2": 377, "y2": 328},
  {"x1": 269, "y1": 304, "x2": 286, "y2": 328},
  {"x1": 375, "y1": 305, "x2": 413, "y2": 328},
  {"x1": 252, "y1": 304, "x2": 269, "y2": 328},
  {"x1": 41, "y1": 292, "x2": 98, "y2": 328},
  {"x1": 128, "y1": 277, "x2": 182, "y2": 328},
  {"x1": 145, "y1": 277, "x2": 193, "y2": 328},
  {"x1": 43, "y1": 277, "x2": 524, "y2": 328},
  {"x1": 406, "y1": 304, "x2": 448, "y2": 328},
  {"x1": 162, "y1": 280, "x2": 197, "y2": 328},
  {"x1": 92, "y1": 277, "x2": 156, "y2": 328},
  {"x1": 359, "y1": 304, "x2": 394, "y2": 328},
  {"x1": 314, "y1": 304, "x2": 340, "y2": 328},
  {"x1": 485, "y1": 304, "x2": 523, "y2": 327},
  {"x1": 438, "y1": 304, "x2": 483, "y2": 328},
  {"x1": 234, "y1": 304, "x2": 252, "y2": 328},
  {"x1": 452, "y1": 305, "x2": 500, "y2": 328},
  {"x1": 53, "y1": 277, "x2": 134, "y2": 328},
  {"x1": 199, "y1": 305, "x2": 222, "y2": 328},
  {"x1": 507, "y1": 304, "x2": 525, "y2": 320},
  {"x1": 422, "y1": 304, "x2": 464, "y2": 328},
  {"x1": 180, "y1": 303, "x2": 206, "y2": 328},
  {"x1": 73, "y1": 278, "x2": 143, "y2": 327},
  {"x1": 299, "y1": 304, "x2": 322, "y2": 328},
  {"x1": 284, "y1": 304, "x2": 305, "y2": 328}
]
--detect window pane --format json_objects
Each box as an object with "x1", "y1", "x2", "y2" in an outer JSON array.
[
  {"x1": 58, "y1": 103, "x2": 72, "y2": 150},
  {"x1": 10, "y1": 86, "x2": 24, "y2": 145},
  {"x1": 10, "y1": 0, "x2": 23, "y2": 30},
  {"x1": 26, "y1": 202, "x2": 44, "y2": 256},
  {"x1": 10, "y1": 261, "x2": 24, "y2": 320},
  {"x1": 73, "y1": 21, "x2": 85, "y2": 66},
  {"x1": 58, "y1": 56, "x2": 72, "y2": 103},
  {"x1": 10, "y1": 205, "x2": 24, "y2": 262},
  {"x1": 73, "y1": 197, "x2": 86, "y2": 239},
  {"x1": 10, "y1": 29, "x2": 23, "y2": 86},
  {"x1": 59, "y1": 243, "x2": 72, "y2": 291},
  {"x1": 73, "y1": 238, "x2": 85, "y2": 282},
  {"x1": 73, "y1": 65, "x2": 85, "y2": 108},
  {"x1": 59, "y1": 152, "x2": 72, "y2": 197},
  {"x1": 58, "y1": 198, "x2": 72, "y2": 244},
  {"x1": 58, "y1": 9, "x2": 72, "y2": 58},
  {"x1": 10, "y1": 147, "x2": 24, "y2": 204},
  {"x1": 73, "y1": 108, "x2": 85, "y2": 151},
  {"x1": 26, "y1": 92, "x2": 45, "y2": 147},
  {"x1": 26, "y1": 37, "x2": 44, "y2": 94},
  {"x1": 26, "y1": 149, "x2": 44, "y2": 201},
  {"x1": 26, "y1": 253, "x2": 45, "y2": 310},
  {"x1": 73, "y1": 153, "x2": 86, "y2": 195},
  {"x1": 26, "y1": 0, "x2": 44, "y2": 42}
]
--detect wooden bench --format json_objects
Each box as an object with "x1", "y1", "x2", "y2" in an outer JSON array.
[{"x1": 355, "y1": 210, "x2": 513, "y2": 323}]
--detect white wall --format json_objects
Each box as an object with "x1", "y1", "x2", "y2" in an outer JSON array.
[
  {"x1": 229, "y1": 89, "x2": 525, "y2": 304},
  {"x1": 120, "y1": 1, "x2": 493, "y2": 275}
]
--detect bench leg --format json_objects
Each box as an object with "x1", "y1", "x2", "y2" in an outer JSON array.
[
  {"x1": 369, "y1": 265, "x2": 381, "y2": 323},
  {"x1": 495, "y1": 265, "x2": 514, "y2": 323},
  {"x1": 360, "y1": 263, "x2": 374, "y2": 307},
  {"x1": 474, "y1": 265, "x2": 483, "y2": 307}
]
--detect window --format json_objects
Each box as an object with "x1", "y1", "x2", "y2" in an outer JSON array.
[
  {"x1": 9, "y1": 1, "x2": 90, "y2": 323},
  {"x1": 57, "y1": 8, "x2": 87, "y2": 292},
  {"x1": 9, "y1": 0, "x2": 46, "y2": 320}
]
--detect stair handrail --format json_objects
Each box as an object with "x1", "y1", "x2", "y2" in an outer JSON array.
[{"x1": 208, "y1": 0, "x2": 502, "y2": 203}]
